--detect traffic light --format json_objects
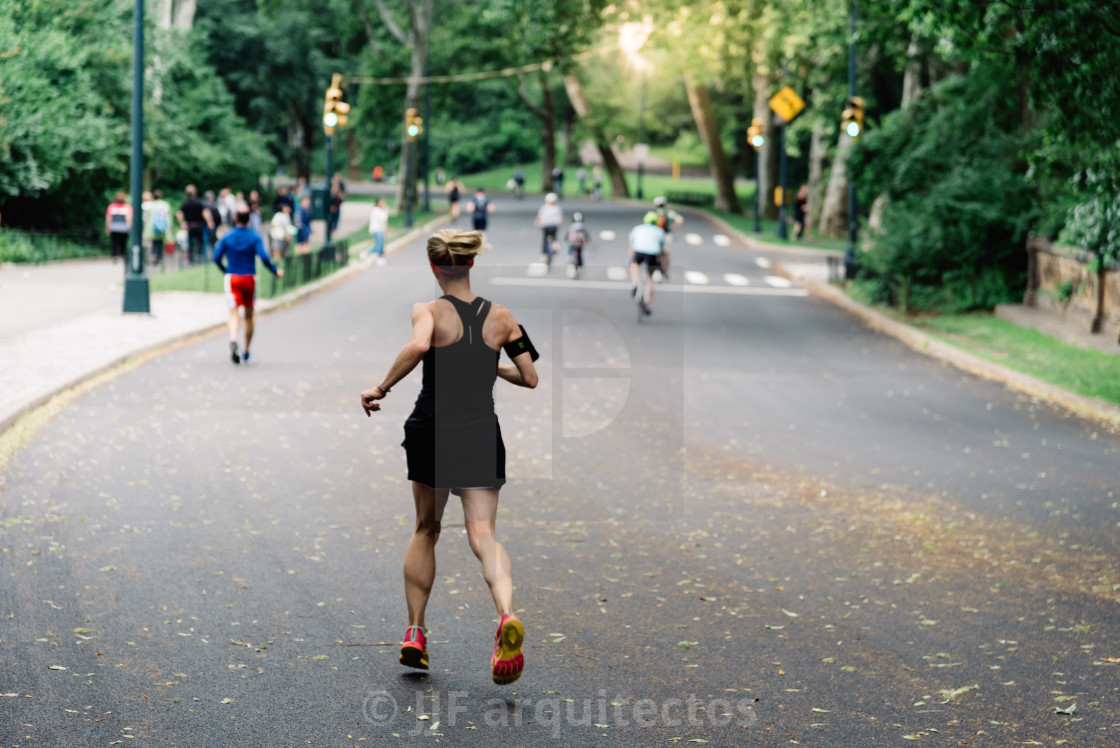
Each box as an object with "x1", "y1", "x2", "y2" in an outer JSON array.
[
  {"x1": 841, "y1": 96, "x2": 865, "y2": 138},
  {"x1": 323, "y1": 73, "x2": 350, "y2": 135},
  {"x1": 405, "y1": 107, "x2": 423, "y2": 142},
  {"x1": 747, "y1": 117, "x2": 766, "y2": 151}
]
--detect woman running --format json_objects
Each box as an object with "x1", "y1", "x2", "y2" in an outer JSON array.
[{"x1": 360, "y1": 229, "x2": 539, "y2": 685}]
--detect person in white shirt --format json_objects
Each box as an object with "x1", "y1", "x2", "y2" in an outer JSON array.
[
  {"x1": 269, "y1": 203, "x2": 293, "y2": 261},
  {"x1": 366, "y1": 199, "x2": 390, "y2": 263},
  {"x1": 534, "y1": 193, "x2": 563, "y2": 267},
  {"x1": 628, "y1": 221, "x2": 666, "y2": 316}
]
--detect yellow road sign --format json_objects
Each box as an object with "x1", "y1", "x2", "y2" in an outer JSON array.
[{"x1": 769, "y1": 86, "x2": 805, "y2": 124}]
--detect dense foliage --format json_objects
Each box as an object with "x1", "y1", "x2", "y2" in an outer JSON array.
[
  {"x1": 0, "y1": 0, "x2": 270, "y2": 232},
  {"x1": 2, "y1": 0, "x2": 1116, "y2": 291},
  {"x1": 850, "y1": 65, "x2": 1035, "y2": 312}
]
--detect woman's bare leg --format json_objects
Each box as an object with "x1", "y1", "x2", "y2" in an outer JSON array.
[
  {"x1": 460, "y1": 488, "x2": 513, "y2": 616},
  {"x1": 404, "y1": 482, "x2": 449, "y2": 629}
]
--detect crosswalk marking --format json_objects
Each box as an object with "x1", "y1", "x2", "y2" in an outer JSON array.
[
  {"x1": 684, "y1": 271, "x2": 710, "y2": 285},
  {"x1": 712, "y1": 234, "x2": 731, "y2": 247},
  {"x1": 684, "y1": 233, "x2": 703, "y2": 246},
  {"x1": 723, "y1": 273, "x2": 749, "y2": 286},
  {"x1": 764, "y1": 275, "x2": 793, "y2": 288},
  {"x1": 527, "y1": 262, "x2": 549, "y2": 277},
  {"x1": 489, "y1": 276, "x2": 807, "y2": 297},
  {"x1": 606, "y1": 265, "x2": 629, "y2": 281},
  {"x1": 755, "y1": 257, "x2": 771, "y2": 269},
  {"x1": 599, "y1": 230, "x2": 616, "y2": 241}
]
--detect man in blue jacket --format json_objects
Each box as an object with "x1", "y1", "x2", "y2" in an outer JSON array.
[{"x1": 213, "y1": 207, "x2": 284, "y2": 365}]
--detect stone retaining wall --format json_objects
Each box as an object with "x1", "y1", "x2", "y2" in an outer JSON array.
[{"x1": 1026, "y1": 237, "x2": 1120, "y2": 341}]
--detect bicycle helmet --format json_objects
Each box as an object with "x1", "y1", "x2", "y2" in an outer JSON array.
[
  {"x1": 545, "y1": 192, "x2": 558, "y2": 203},
  {"x1": 573, "y1": 212, "x2": 583, "y2": 222},
  {"x1": 653, "y1": 196, "x2": 667, "y2": 207}
]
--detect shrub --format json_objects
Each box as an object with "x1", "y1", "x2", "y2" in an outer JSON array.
[{"x1": 849, "y1": 63, "x2": 1035, "y2": 312}]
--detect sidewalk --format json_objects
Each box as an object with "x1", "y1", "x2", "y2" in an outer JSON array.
[{"x1": 0, "y1": 201, "x2": 448, "y2": 434}]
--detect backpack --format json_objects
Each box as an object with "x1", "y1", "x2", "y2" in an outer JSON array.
[
  {"x1": 655, "y1": 210, "x2": 669, "y2": 230},
  {"x1": 151, "y1": 203, "x2": 169, "y2": 235},
  {"x1": 567, "y1": 223, "x2": 587, "y2": 247}
]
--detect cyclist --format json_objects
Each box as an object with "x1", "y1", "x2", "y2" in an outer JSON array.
[
  {"x1": 534, "y1": 192, "x2": 563, "y2": 267},
  {"x1": 566, "y1": 211, "x2": 590, "y2": 279},
  {"x1": 628, "y1": 218, "x2": 666, "y2": 316},
  {"x1": 360, "y1": 229, "x2": 540, "y2": 685},
  {"x1": 513, "y1": 168, "x2": 525, "y2": 199},
  {"x1": 643, "y1": 196, "x2": 684, "y2": 281}
]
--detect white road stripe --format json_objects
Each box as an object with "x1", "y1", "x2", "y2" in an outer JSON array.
[
  {"x1": 488, "y1": 277, "x2": 807, "y2": 297},
  {"x1": 606, "y1": 265, "x2": 629, "y2": 281},
  {"x1": 755, "y1": 257, "x2": 771, "y2": 269},
  {"x1": 684, "y1": 233, "x2": 703, "y2": 246},
  {"x1": 527, "y1": 262, "x2": 549, "y2": 277},
  {"x1": 599, "y1": 230, "x2": 616, "y2": 241},
  {"x1": 712, "y1": 234, "x2": 731, "y2": 247},
  {"x1": 684, "y1": 271, "x2": 710, "y2": 285},
  {"x1": 764, "y1": 275, "x2": 793, "y2": 288},
  {"x1": 723, "y1": 273, "x2": 749, "y2": 286}
]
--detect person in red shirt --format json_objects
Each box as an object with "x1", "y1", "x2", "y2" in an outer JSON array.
[{"x1": 105, "y1": 192, "x2": 133, "y2": 262}]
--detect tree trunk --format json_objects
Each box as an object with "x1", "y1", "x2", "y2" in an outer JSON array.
[
  {"x1": 347, "y1": 130, "x2": 362, "y2": 181},
  {"x1": 539, "y1": 71, "x2": 557, "y2": 192},
  {"x1": 807, "y1": 122, "x2": 828, "y2": 236},
  {"x1": 901, "y1": 34, "x2": 924, "y2": 108},
  {"x1": 391, "y1": 0, "x2": 432, "y2": 214},
  {"x1": 595, "y1": 144, "x2": 627, "y2": 197},
  {"x1": 684, "y1": 75, "x2": 740, "y2": 213},
  {"x1": 818, "y1": 133, "x2": 853, "y2": 238},
  {"x1": 563, "y1": 74, "x2": 629, "y2": 199},
  {"x1": 753, "y1": 73, "x2": 779, "y2": 219}
]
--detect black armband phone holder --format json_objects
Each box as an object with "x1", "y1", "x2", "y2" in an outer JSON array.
[{"x1": 503, "y1": 324, "x2": 540, "y2": 362}]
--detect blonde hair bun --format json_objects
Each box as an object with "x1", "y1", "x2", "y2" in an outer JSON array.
[{"x1": 427, "y1": 229, "x2": 486, "y2": 269}]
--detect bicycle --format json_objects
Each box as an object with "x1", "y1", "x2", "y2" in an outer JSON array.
[{"x1": 632, "y1": 255, "x2": 655, "y2": 322}]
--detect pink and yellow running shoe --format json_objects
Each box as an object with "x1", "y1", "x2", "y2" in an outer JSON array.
[
  {"x1": 399, "y1": 625, "x2": 429, "y2": 670},
  {"x1": 491, "y1": 613, "x2": 525, "y2": 685}
]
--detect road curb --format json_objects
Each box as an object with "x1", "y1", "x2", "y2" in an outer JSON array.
[
  {"x1": 678, "y1": 205, "x2": 1120, "y2": 430},
  {"x1": 804, "y1": 280, "x2": 1120, "y2": 431},
  {"x1": 0, "y1": 213, "x2": 452, "y2": 442}
]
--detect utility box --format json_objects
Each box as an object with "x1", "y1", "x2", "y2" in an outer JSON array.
[{"x1": 310, "y1": 184, "x2": 328, "y2": 221}]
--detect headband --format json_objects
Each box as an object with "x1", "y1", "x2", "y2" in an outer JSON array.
[{"x1": 429, "y1": 258, "x2": 474, "y2": 275}]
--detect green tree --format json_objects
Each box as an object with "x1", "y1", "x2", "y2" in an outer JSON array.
[{"x1": 850, "y1": 64, "x2": 1035, "y2": 312}]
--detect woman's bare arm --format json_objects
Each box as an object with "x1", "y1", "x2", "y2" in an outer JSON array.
[
  {"x1": 361, "y1": 303, "x2": 434, "y2": 415},
  {"x1": 495, "y1": 308, "x2": 538, "y2": 389}
]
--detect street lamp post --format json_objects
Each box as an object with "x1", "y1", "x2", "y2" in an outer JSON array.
[
  {"x1": 845, "y1": 0, "x2": 859, "y2": 279},
  {"x1": 324, "y1": 133, "x2": 334, "y2": 247},
  {"x1": 637, "y1": 77, "x2": 647, "y2": 201},
  {"x1": 122, "y1": 0, "x2": 150, "y2": 314},
  {"x1": 776, "y1": 123, "x2": 789, "y2": 240},
  {"x1": 753, "y1": 148, "x2": 762, "y2": 234},
  {"x1": 422, "y1": 66, "x2": 432, "y2": 213}
]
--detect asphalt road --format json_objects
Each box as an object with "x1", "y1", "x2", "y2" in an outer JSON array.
[{"x1": 2, "y1": 197, "x2": 1119, "y2": 746}]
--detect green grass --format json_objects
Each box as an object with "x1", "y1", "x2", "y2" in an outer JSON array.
[
  {"x1": 649, "y1": 144, "x2": 708, "y2": 169},
  {"x1": 707, "y1": 208, "x2": 850, "y2": 252},
  {"x1": 912, "y1": 313, "x2": 1120, "y2": 407},
  {"x1": 148, "y1": 213, "x2": 437, "y2": 295},
  {"x1": 0, "y1": 229, "x2": 107, "y2": 264}
]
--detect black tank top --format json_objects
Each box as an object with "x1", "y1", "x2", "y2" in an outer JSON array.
[{"x1": 413, "y1": 295, "x2": 499, "y2": 423}]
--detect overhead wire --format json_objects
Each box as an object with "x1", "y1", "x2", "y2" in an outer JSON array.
[{"x1": 345, "y1": 45, "x2": 617, "y2": 86}]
